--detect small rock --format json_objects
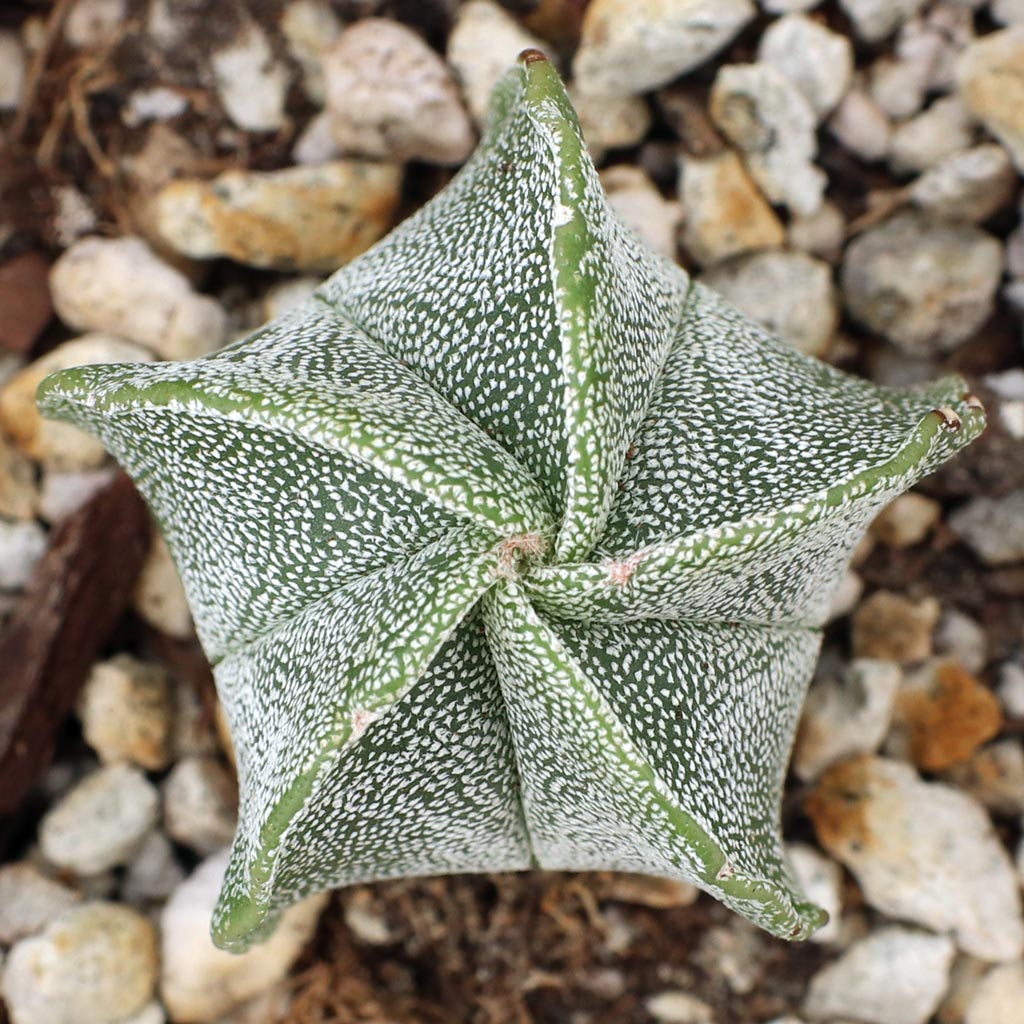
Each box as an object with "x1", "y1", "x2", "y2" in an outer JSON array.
[
  {"x1": 841, "y1": 212, "x2": 1002, "y2": 355},
  {"x1": 851, "y1": 590, "x2": 940, "y2": 662},
  {"x1": 78, "y1": 654, "x2": 174, "y2": 771},
  {"x1": 291, "y1": 110, "x2": 341, "y2": 166},
  {"x1": 170, "y1": 677, "x2": 220, "y2": 759},
  {"x1": 804, "y1": 926, "x2": 954, "y2": 1024},
  {"x1": 946, "y1": 739, "x2": 1024, "y2": 818},
  {"x1": 829, "y1": 86, "x2": 892, "y2": 162},
  {"x1": 122, "y1": 830, "x2": 186, "y2": 906},
  {"x1": 124, "y1": 86, "x2": 189, "y2": 126},
  {"x1": 806, "y1": 756, "x2": 1024, "y2": 962},
  {"x1": 910, "y1": 144, "x2": 1016, "y2": 223},
  {"x1": 153, "y1": 161, "x2": 401, "y2": 272},
  {"x1": 0, "y1": 519, "x2": 46, "y2": 590},
  {"x1": 677, "y1": 149, "x2": 785, "y2": 266},
  {"x1": 571, "y1": 87, "x2": 651, "y2": 163},
  {"x1": 0, "y1": 334, "x2": 152, "y2": 470},
  {"x1": 279, "y1": 0, "x2": 342, "y2": 106},
  {"x1": 0, "y1": 863, "x2": 80, "y2": 944},
  {"x1": 762, "y1": 0, "x2": 822, "y2": 9},
  {"x1": 826, "y1": 569, "x2": 864, "y2": 623},
  {"x1": 51, "y1": 184, "x2": 100, "y2": 247},
  {"x1": 699, "y1": 249, "x2": 837, "y2": 356},
  {"x1": 0, "y1": 432, "x2": 37, "y2": 520},
  {"x1": 261, "y1": 276, "x2": 322, "y2": 322},
  {"x1": 40, "y1": 764, "x2": 159, "y2": 875},
  {"x1": 600, "y1": 165, "x2": 683, "y2": 259},
  {"x1": 869, "y1": 54, "x2": 932, "y2": 121},
  {"x1": 934, "y1": 609, "x2": 988, "y2": 674},
  {"x1": 342, "y1": 890, "x2": 394, "y2": 945},
  {"x1": 870, "y1": 493, "x2": 941, "y2": 548},
  {"x1": 447, "y1": 1, "x2": 545, "y2": 127},
  {"x1": 787, "y1": 842, "x2": 842, "y2": 944},
  {"x1": 64, "y1": 0, "x2": 126, "y2": 49},
  {"x1": 645, "y1": 991, "x2": 715, "y2": 1024},
  {"x1": 794, "y1": 658, "x2": 902, "y2": 780},
  {"x1": 996, "y1": 661, "x2": 1024, "y2": 717},
  {"x1": 787, "y1": 201, "x2": 846, "y2": 263},
  {"x1": 573, "y1": 0, "x2": 755, "y2": 99},
  {"x1": 591, "y1": 872, "x2": 699, "y2": 909},
  {"x1": 38, "y1": 467, "x2": 116, "y2": 524},
  {"x1": 839, "y1": 0, "x2": 927, "y2": 43},
  {"x1": 162, "y1": 756, "x2": 237, "y2": 855},
  {"x1": 0, "y1": 30, "x2": 26, "y2": 110},
  {"x1": 210, "y1": 21, "x2": 290, "y2": 133},
  {"x1": 693, "y1": 918, "x2": 767, "y2": 995},
  {"x1": 957, "y1": 26, "x2": 1024, "y2": 172},
  {"x1": 160, "y1": 849, "x2": 328, "y2": 1022},
  {"x1": 888, "y1": 658, "x2": 1003, "y2": 771},
  {"x1": 965, "y1": 962, "x2": 1024, "y2": 1024},
  {"x1": 888, "y1": 97, "x2": 975, "y2": 176},
  {"x1": 122, "y1": 1003, "x2": 166, "y2": 1024},
  {"x1": 2, "y1": 903, "x2": 157, "y2": 1024},
  {"x1": 709, "y1": 62, "x2": 825, "y2": 216},
  {"x1": 325, "y1": 19, "x2": 474, "y2": 166},
  {"x1": 938, "y1": 954, "x2": 991, "y2": 1024},
  {"x1": 133, "y1": 533, "x2": 193, "y2": 640},
  {"x1": 50, "y1": 236, "x2": 227, "y2": 360},
  {"x1": 950, "y1": 489, "x2": 1024, "y2": 566},
  {"x1": 758, "y1": 15, "x2": 853, "y2": 121}
]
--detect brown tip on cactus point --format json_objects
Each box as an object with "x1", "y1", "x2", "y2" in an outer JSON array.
[
  {"x1": 519, "y1": 48, "x2": 549, "y2": 65},
  {"x1": 964, "y1": 393, "x2": 984, "y2": 412},
  {"x1": 932, "y1": 406, "x2": 963, "y2": 431}
]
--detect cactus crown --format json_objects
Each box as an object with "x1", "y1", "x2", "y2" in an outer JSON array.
[{"x1": 38, "y1": 53, "x2": 983, "y2": 951}]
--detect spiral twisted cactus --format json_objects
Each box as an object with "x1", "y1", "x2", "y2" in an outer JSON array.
[{"x1": 38, "y1": 53, "x2": 984, "y2": 950}]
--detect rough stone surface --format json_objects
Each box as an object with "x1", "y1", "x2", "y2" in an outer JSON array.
[
  {"x1": 571, "y1": 88, "x2": 651, "y2": 163},
  {"x1": 153, "y1": 161, "x2": 402, "y2": 272},
  {"x1": 573, "y1": 0, "x2": 755, "y2": 99},
  {"x1": 806, "y1": 756, "x2": 1024, "y2": 962},
  {"x1": 710, "y1": 62, "x2": 825, "y2": 216},
  {"x1": 957, "y1": 26, "x2": 1024, "y2": 172},
  {"x1": 78, "y1": 654, "x2": 173, "y2": 771},
  {"x1": 699, "y1": 249, "x2": 837, "y2": 356},
  {"x1": 949, "y1": 489, "x2": 1024, "y2": 566},
  {"x1": 888, "y1": 658, "x2": 1003, "y2": 771},
  {"x1": 888, "y1": 97, "x2": 975, "y2": 176},
  {"x1": 1, "y1": 903, "x2": 157, "y2": 1024},
  {"x1": 0, "y1": 863, "x2": 81, "y2": 945},
  {"x1": 786, "y1": 843, "x2": 842, "y2": 944},
  {"x1": 997, "y1": 661, "x2": 1024, "y2": 717},
  {"x1": 211, "y1": 22, "x2": 290, "y2": 132},
  {"x1": 447, "y1": 1, "x2": 544, "y2": 127},
  {"x1": 39, "y1": 764, "x2": 159, "y2": 875},
  {"x1": 162, "y1": 756, "x2": 238, "y2": 856},
  {"x1": 870, "y1": 493, "x2": 941, "y2": 548},
  {"x1": 0, "y1": 519, "x2": 47, "y2": 590},
  {"x1": 37, "y1": 467, "x2": 116, "y2": 524},
  {"x1": 122, "y1": 830, "x2": 186, "y2": 906},
  {"x1": 0, "y1": 30, "x2": 26, "y2": 111},
  {"x1": 909, "y1": 144, "x2": 1017, "y2": 223},
  {"x1": 839, "y1": 0, "x2": 927, "y2": 43},
  {"x1": 279, "y1": 0, "x2": 342, "y2": 106},
  {"x1": 600, "y1": 165, "x2": 682, "y2": 259},
  {"x1": 0, "y1": 335, "x2": 148, "y2": 468},
  {"x1": 324, "y1": 19, "x2": 474, "y2": 166},
  {"x1": 828, "y1": 86, "x2": 892, "y2": 162},
  {"x1": 160, "y1": 850, "x2": 328, "y2": 1022},
  {"x1": 946, "y1": 739, "x2": 1024, "y2": 818},
  {"x1": 804, "y1": 927, "x2": 954, "y2": 1024},
  {"x1": 934, "y1": 609, "x2": 987, "y2": 674},
  {"x1": 841, "y1": 212, "x2": 1002, "y2": 355},
  {"x1": 851, "y1": 590, "x2": 940, "y2": 663},
  {"x1": 965, "y1": 962, "x2": 1024, "y2": 1024},
  {"x1": 787, "y1": 201, "x2": 846, "y2": 262},
  {"x1": 677, "y1": 149, "x2": 785, "y2": 266},
  {"x1": 49, "y1": 236, "x2": 227, "y2": 360},
  {"x1": 133, "y1": 533, "x2": 193, "y2": 640},
  {"x1": 758, "y1": 15, "x2": 853, "y2": 120},
  {"x1": 869, "y1": 54, "x2": 931, "y2": 121}
]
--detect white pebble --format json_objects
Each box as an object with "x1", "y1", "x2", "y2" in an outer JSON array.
[
  {"x1": 600, "y1": 165, "x2": 683, "y2": 259},
  {"x1": 645, "y1": 990, "x2": 715, "y2": 1023},
  {"x1": 122, "y1": 830, "x2": 186, "y2": 906},
  {"x1": 163, "y1": 756, "x2": 238, "y2": 855},
  {"x1": 291, "y1": 110, "x2": 341, "y2": 166},
  {"x1": 0, "y1": 30, "x2": 26, "y2": 110},
  {"x1": 50, "y1": 236, "x2": 227, "y2": 359},
  {"x1": 965, "y1": 962, "x2": 1024, "y2": 1024},
  {"x1": 0, "y1": 863, "x2": 80, "y2": 945},
  {"x1": 40, "y1": 764, "x2": 158, "y2": 875},
  {"x1": 211, "y1": 21, "x2": 290, "y2": 132},
  {"x1": 325, "y1": 19, "x2": 474, "y2": 166},
  {"x1": 804, "y1": 927, "x2": 954, "y2": 1024},
  {"x1": 787, "y1": 200, "x2": 846, "y2": 262},
  {"x1": 888, "y1": 96, "x2": 975, "y2": 176},
  {"x1": 160, "y1": 849, "x2": 327, "y2": 1022},
  {"x1": 710, "y1": 62, "x2": 825, "y2": 216},
  {"x1": 839, "y1": 0, "x2": 927, "y2": 43},
  {"x1": 787, "y1": 843, "x2": 842, "y2": 944},
  {"x1": 996, "y1": 661, "x2": 1024, "y2": 717},
  {"x1": 0, "y1": 520, "x2": 46, "y2": 590},
  {"x1": 133, "y1": 533, "x2": 193, "y2": 640},
  {"x1": 950, "y1": 489, "x2": 1024, "y2": 566},
  {"x1": 573, "y1": 0, "x2": 755, "y2": 99},
  {"x1": 571, "y1": 87, "x2": 651, "y2": 163},
  {"x1": 64, "y1": 0, "x2": 126, "y2": 49},
  {"x1": 758, "y1": 15, "x2": 853, "y2": 120},
  {"x1": 829, "y1": 86, "x2": 892, "y2": 162},
  {"x1": 910, "y1": 144, "x2": 1017, "y2": 223},
  {"x1": 38, "y1": 467, "x2": 116, "y2": 524},
  {"x1": 279, "y1": 0, "x2": 342, "y2": 106},
  {"x1": 2, "y1": 902, "x2": 157, "y2": 1024}
]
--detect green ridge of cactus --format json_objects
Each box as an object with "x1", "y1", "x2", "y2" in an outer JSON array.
[{"x1": 38, "y1": 51, "x2": 984, "y2": 952}]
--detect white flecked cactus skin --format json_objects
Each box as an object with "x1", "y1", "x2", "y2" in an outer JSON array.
[{"x1": 37, "y1": 54, "x2": 985, "y2": 951}]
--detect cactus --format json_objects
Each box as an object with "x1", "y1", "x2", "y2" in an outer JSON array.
[{"x1": 38, "y1": 52, "x2": 984, "y2": 951}]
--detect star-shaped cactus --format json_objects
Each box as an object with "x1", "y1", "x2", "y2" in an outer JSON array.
[{"x1": 38, "y1": 52, "x2": 984, "y2": 951}]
